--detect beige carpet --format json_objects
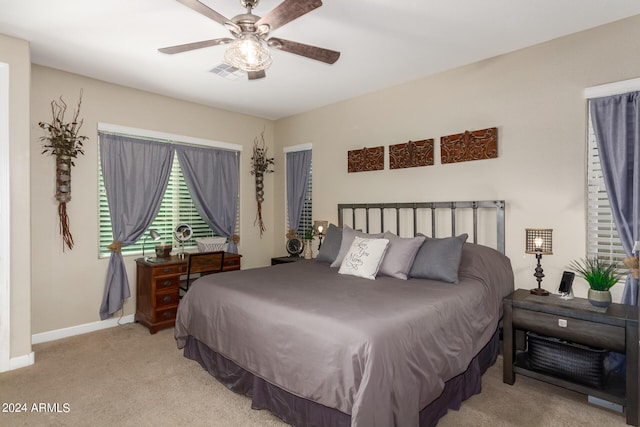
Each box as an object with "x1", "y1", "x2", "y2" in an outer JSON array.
[{"x1": 0, "y1": 323, "x2": 628, "y2": 426}]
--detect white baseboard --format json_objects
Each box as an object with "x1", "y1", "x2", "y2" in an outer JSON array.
[
  {"x1": 6, "y1": 351, "x2": 35, "y2": 371},
  {"x1": 588, "y1": 395, "x2": 624, "y2": 413},
  {"x1": 32, "y1": 314, "x2": 136, "y2": 345}
]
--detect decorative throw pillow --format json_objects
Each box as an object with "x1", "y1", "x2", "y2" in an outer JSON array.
[
  {"x1": 315, "y1": 223, "x2": 342, "y2": 264},
  {"x1": 409, "y1": 233, "x2": 469, "y2": 283},
  {"x1": 330, "y1": 225, "x2": 384, "y2": 267},
  {"x1": 378, "y1": 232, "x2": 426, "y2": 280},
  {"x1": 338, "y1": 237, "x2": 390, "y2": 280}
]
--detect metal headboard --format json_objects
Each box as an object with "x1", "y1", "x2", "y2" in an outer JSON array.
[{"x1": 338, "y1": 200, "x2": 505, "y2": 254}]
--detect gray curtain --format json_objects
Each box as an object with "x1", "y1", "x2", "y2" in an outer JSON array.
[
  {"x1": 176, "y1": 145, "x2": 240, "y2": 253},
  {"x1": 99, "y1": 134, "x2": 175, "y2": 320},
  {"x1": 286, "y1": 150, "x2": 312, "y2": 233},
  {"x1": 590, "y1": 91, "x2": 640, "y2": 306}
]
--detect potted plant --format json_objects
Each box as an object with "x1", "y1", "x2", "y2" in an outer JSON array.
[{"x1": 568, "y1": 257, "x2": 623, "y2": 307}]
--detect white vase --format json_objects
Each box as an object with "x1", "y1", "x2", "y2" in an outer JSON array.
[{"x1": 303, "y1": 240, "x2": 313, "y2": 259}]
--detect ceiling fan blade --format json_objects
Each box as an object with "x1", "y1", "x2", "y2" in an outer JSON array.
[
  {"x1": 256, "y1": 0, "x2": 323, "y2": 32},
  {"x1": 268, "y1": 37, "x2": 340, "y2": 64},
  {"x1": 248, "y1": 70, "x2": 266, "y2": 80},
  {"x1": 176, "y1": 0, "x2": 230, "y2": 26},
  {"x1": 158, "y1": 38, "x2": 233, "y2": 54}
]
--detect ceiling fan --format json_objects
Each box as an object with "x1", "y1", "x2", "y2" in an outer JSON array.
[{"x1": 159, "y1": 0, "x2": 340, "y2": 80}]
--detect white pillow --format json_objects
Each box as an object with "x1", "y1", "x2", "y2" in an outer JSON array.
[
  {"x1": 330, "y1": 225, "x2": 385, "y2": 268},
  {"x1": 338, "y1": 237, "x2": 390, "y2": 280}
]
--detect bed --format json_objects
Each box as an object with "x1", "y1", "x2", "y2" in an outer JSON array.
[{"x1": 175, "y1": 200, "x2": 514, "y2": 427}]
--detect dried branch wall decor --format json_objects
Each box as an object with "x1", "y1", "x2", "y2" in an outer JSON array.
[
  {"x1": 440, "y1": 127, "x2": 498, "y2": 164},
  {"x1": 250, "y1": 131, "x2": 274, "y2": 237},
  {"x1": 389, "y1": 139, "x2": 434, "y2": 169},
  {"x1": 38, "y1": 90, "x2": 87, "y2": 251},
  {"x1": 347, "y1": 146, "x2": 384, "y2": 173}
]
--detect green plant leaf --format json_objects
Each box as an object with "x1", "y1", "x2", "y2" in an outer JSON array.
[{"x1": 567, "y1": 257, "x2": 624, "y2": 291}]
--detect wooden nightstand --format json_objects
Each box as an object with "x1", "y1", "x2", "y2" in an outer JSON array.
[
  {"x1": 503, "y1": 289, "x2": 638, "y2": 425},
  {"x1": 271, "y1": 256, "x2": 304, "y2": 265},
  {"x1": 135, "y1": 253, "x2": 241, "y2": 333}
]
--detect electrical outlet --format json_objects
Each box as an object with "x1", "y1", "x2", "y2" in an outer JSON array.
[{"x1": 558, "y1": 318, "x2": 568, "y2": 327}]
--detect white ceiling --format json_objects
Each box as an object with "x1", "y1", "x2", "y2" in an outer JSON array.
[{"x1": 1, "y1": 0, "x2": 640, "y2": 120}]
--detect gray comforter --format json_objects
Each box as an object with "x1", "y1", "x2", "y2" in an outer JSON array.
[{"x1": 175, "y1": 243, "x2": 514, "y2": 427}]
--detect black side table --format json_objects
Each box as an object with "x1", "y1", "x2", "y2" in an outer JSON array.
[
  {"x1": 503, "y1": 288, "x2": 638, "y2": 426},
  {"x1": 271, "y1": 256, "x2": 304, "y2": 266}
]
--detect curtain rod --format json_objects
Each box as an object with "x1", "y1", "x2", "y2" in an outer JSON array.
[
  {"x1": 97, "y1": 122, "x2": 243, "y2": 152},
  {"x1": 584, "y1": 77, "x2": 640, "y2": 99}
]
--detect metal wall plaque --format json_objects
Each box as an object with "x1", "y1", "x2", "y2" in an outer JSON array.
[
  {"x1": 441, "y1": 127, "x2": 498, "y2": 164},
  {"x1": 389, "y1": 139, "x2": 434, "y2": 169},
  {"x1": 348, "y1": 146, "x2": 384, "y2": 173}
]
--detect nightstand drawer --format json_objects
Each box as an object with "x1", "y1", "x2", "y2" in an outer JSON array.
[
  {"x1": 154, "y1": 276, "x2": 180, "y2": 290},
  {"x1": 222, "y1": 256, "x2": 241, "y2": 271},
  {"x1": 152, "y1": 307, "x2": 177, "y2": 323},
  {"x1": 154, "y1": 291, "x2": 179, "y2": 308},
  {"x1": 152, "y1": 264, "x2": 185, "y2": 277},
  {"x1": 513, "y1": 309, "x2": 625, "y2": 352}
]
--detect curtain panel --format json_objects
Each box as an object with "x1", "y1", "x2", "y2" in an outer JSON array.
[
  {"x1": 176, "y1": 145, "x2": 240, "y2": 253},
  {"x1": 589, "y1": 91, "x2": 640, "y2": 306},
  {"x1": 98, "y1": 134, "x2": 175, "y2": 320},
  {"x1": 286, "y1": 150, "x2": 312, "y2": 233}
]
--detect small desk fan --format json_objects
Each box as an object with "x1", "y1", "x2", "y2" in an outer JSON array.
[{"x1": 173, "y1": 223, "x2": 193, "y2": 259}]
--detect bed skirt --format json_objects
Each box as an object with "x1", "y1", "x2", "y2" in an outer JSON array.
[{"x1": 183, "y1": 328, "x2": 500, "y2": 427}]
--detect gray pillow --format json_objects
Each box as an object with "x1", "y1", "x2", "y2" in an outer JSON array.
[
  {"x1": 409, "y1": 233, "x2": 469, "y2": 283},
  {"x1": 378, "y1": 232, "x2": 426, "y2": 279},
  {"x1": 330, "y1": 225, "x2": 384, "y2": 267},
  {"x1": 315, "y1": 223, "x2": 342, "y2": 264}
]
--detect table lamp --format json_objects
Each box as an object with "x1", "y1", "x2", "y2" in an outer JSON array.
[
  {"x1": 314, "y1": 220, "x2": 329, "y2": 250},
  {"x1": 525, "y1": 228, "x2": 553, "y2": 296},
  {"x1": 142, "y1": 229, "x2": 161, "y2": 261}
]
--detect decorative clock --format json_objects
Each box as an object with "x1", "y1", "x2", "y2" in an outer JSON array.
[{"x1": 286, "y1": 236, "x2": 303, "y2": 257}]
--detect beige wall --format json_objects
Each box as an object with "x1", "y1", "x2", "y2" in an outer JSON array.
[
  {"x1": 273, "y1": 15, "x2": 640, "y2": 302},
  {"x1": 6, "y1": 14, "x2": 640, "y2": 358},
  {"x1": 0, "y1": 34, "x2": 32, "y2": 361},
  {"x1": 30, "y1": 66, "x2": 276, "y2": 335}
]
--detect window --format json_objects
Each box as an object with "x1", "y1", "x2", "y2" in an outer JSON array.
[
  {"x1": 297, "y1": 162, "x2": 313, "y2": 237},
  {"x1": 585, "y1": 78, "x2": 640, "y2": 265},
  {"x1": 98, "y1": 127, "x2": 241, "y2": 258},
  {"x1": 586, "y1": 108, "x2": 625, "y2": 264},
  {"x1": 284, "y1": 145, "x2": 312, "y2": 237}
]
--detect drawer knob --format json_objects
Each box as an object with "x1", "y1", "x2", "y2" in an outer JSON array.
[
  {"x1": 163, "y1": 268, "x2": 172, "y2": 274},
  {"x1": 162, "y1": 280, "x2": 172, "y2": 287},
  {"x1": 162, "y1": 311, "x2": 171, "y2": 318},
  {"x1": 163, "y1": 295, "x2": 172, "y2": 303}
]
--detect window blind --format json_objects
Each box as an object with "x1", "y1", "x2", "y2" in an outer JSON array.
[
  {"x1": 97, "y1": 128, "x2": 240, "y2": 258},
  {"x1": 99, "y1": 152, "x2": 218, "y2": 257},
  {"x1": 586, "y1": 111, "x2": 625, "y2": 264},
  {"x1": 297, "y1": 162, "x2": 313, "y2": 237}
]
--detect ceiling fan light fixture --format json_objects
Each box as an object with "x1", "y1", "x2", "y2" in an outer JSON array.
[{"x1": 224, "y1": 35, "x2": 272, "y2": 72}]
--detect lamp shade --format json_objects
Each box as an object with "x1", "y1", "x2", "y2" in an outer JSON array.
[
  {"x1": 314, "y1": 220, "x2": 329, "y2": 236},
  {"x1": 149, "y1": 229, "x2": 161, "y2": 241},
  {"x1": 525, "y1": 228, "x2": 553, "y2": 255}
]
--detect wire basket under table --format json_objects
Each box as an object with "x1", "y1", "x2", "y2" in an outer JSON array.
[{"x1": 527, "y1": 332, "x2": 607, "y2": 389}]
